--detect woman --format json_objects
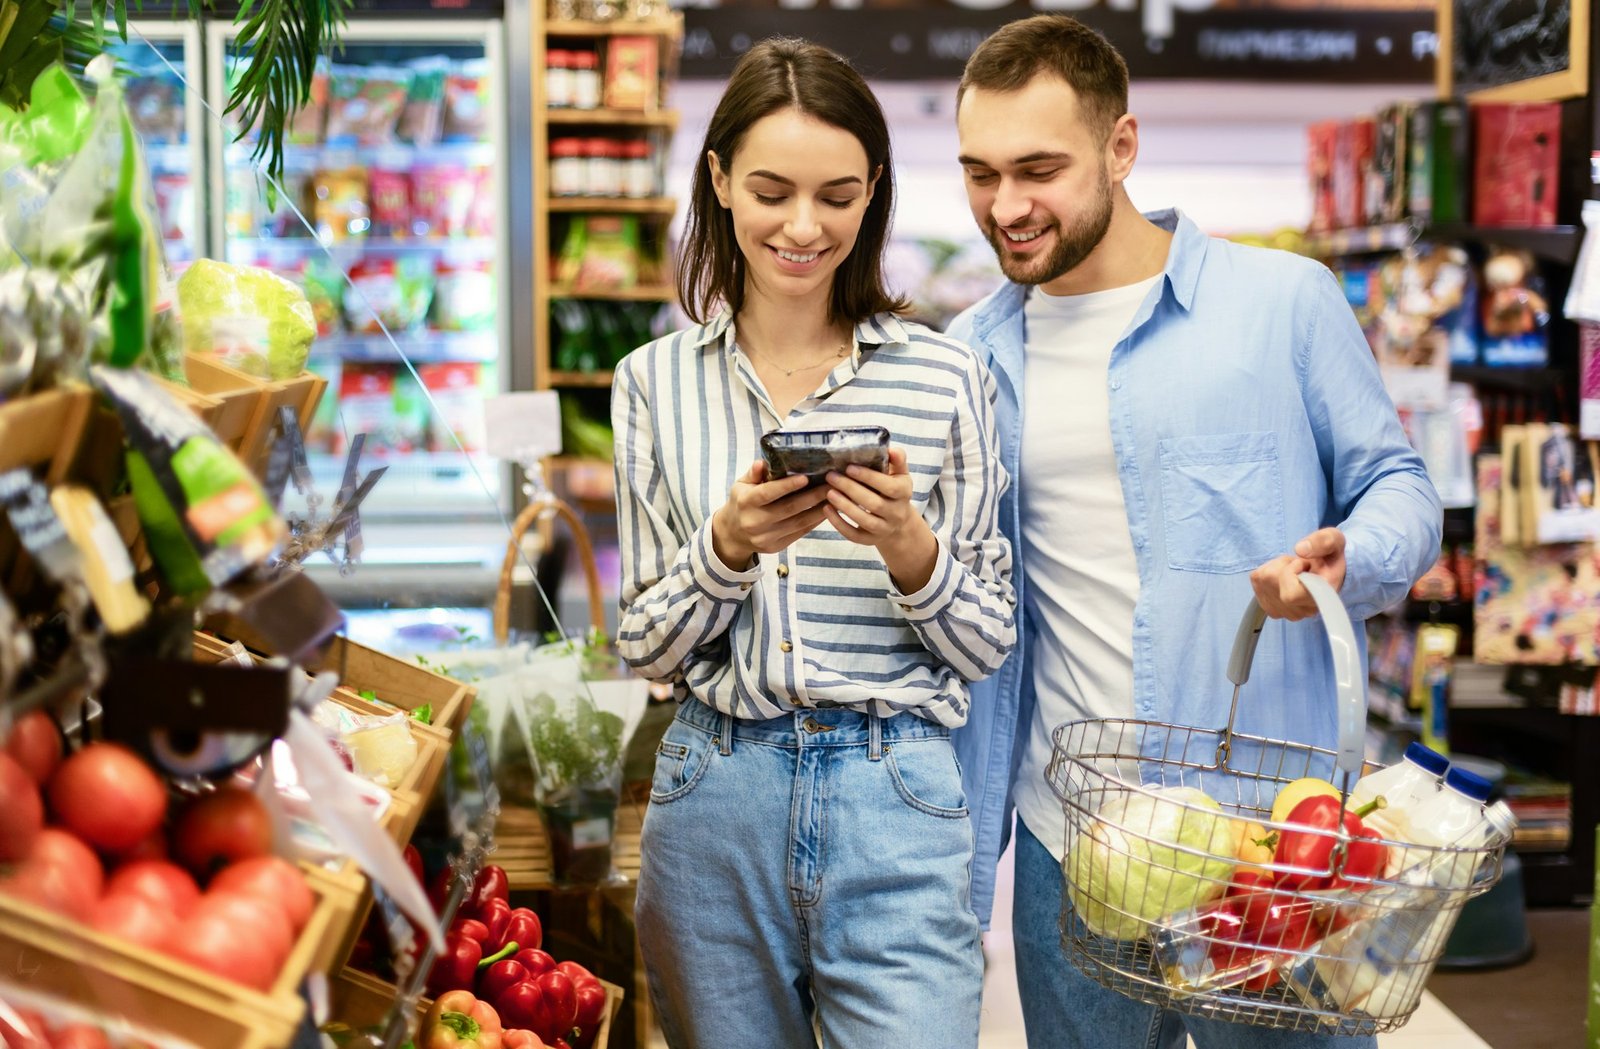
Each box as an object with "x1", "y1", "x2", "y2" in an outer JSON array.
[{"x1": 612, "y1": 37, "x2": 1015, "y2": 1048}]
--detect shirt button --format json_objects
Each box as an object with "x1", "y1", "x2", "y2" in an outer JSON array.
[
  {"x1": 1110, "y1": 380, "x2": 1121, "y2": 391},
  {"x1": 780, "y1": 640, "x2": 793, "y2": 653},
  {"x1": 777, "y1": 564, "x2": 790, "y2": 578}
]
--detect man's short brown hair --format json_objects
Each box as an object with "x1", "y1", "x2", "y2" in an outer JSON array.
[{"x1": 958, "y1": 15, "x2": 1130, "y2": 145}]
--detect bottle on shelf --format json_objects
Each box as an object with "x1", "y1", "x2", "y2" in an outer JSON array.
[
  {"x1": 571, "y1": 51, "x2": 601, "y2": 111},
  {"x1": 585, "y1": 137, "x2": 622, "y2": 198},
  {"x1": 545, "y1": 49, "x2": 574, "y2": 108},
  {"x1": 550, "y1": 137, "x2": 586, "y2": 197},
  {"x1": 623, "y1": 139, "x2": 655, "y2": 199}
]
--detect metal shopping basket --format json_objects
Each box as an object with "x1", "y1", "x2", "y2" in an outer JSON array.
[{"x1": 1045, "y1": 574, "x2": 1512, "y2": 1037}]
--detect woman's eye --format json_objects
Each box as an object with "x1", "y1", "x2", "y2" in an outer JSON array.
[
  {"x1": 823, "y1": 198, "x2": 856, "y2": 210},
  {"x1": 754, "y1": 192, "x2": 785, "y2": 205}
]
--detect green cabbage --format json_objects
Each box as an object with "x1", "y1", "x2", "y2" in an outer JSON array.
[
  {"x1": 1066, "y1": 784, "x2": 1236, "y2": 941},
  {"x1": 177, "y1": 259, "x2": 315, "y2": 379}
]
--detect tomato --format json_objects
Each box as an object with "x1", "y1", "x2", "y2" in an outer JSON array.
[
  {"x1": 0, "y1": 751, "x2": 43, "y2": 861},
  {"x1": 47, "y1": 744, "x2": 167, "y2": 854},
  {"x1": 51, "y1": 1026, "x2": 113, "y2": 1049},
  {"x1": 105, "y1": 860, "x2": 201, "y2": 918},
  {"x1": 117, "y1": 833, "x2": 169, "y2": 862},
  {"x1": 210, "y1": 856, "x2": 314, "y2": 933},
  {"x1": 1, "y1": 828, "x2": 105, "y2": 919},
  {"x1": 89, "y1": 892, "x2": 181, "y2": 950},
  {"x1": 190, "y1": 891, "x2": 293, "y2": 969},
  {"x1": 4, "y1": 711, "x2": 62, "y2": 785},
  {"x1": 164, "y1": 900, "x2": 283, "y2": 991},
  {"x1": 171, "y1": 787, "x2": 272, "y2": 880}
]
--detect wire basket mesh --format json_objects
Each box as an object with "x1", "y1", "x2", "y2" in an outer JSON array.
[{"x1": 1043, "y1": 577, "x2": 1511, "y2": 1036}]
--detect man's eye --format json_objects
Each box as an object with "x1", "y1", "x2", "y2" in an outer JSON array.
[
  {"x1": 1025, "y1": 169, "x2": 1060, "y2": 181},
  {"x1": 965, "y1": 170, "x2": 997, "y2": 186}
]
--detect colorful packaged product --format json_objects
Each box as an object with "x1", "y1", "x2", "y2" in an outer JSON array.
[
  {"x1": 432, "y1": 258, "x2": 496, "y2": 332},
  {"x1": 442, "y1": 62, "x2": 492, "y2": 142},
  {"x1": 368, "y1": 169, "x2": 413, "y2": 239},
  {"x1": 287, "y1": 70, "x2": 330, "y2": 146},
  {"x1": 325, "y1": 66, "x2": 411, "y2": 148},
  {"x1": 1479, "y1": 247, "x2": 1550, "y2": 367},
  {"x1": 1408, "y1": 101, "x2": 1470, "y2": 225},
  {"x1": 335, "y1": 363, "x2": 399, "y2": 456},
  {"x1": 344, "y1": 255, "x2": 436, "y2": 334},
  {"x1": 398, "y1": 59, "x2": 449, "y2": 148},
  {"x1": 604, "y1": 36, "x2": 659, "y2": 111},
  {"x1": 312, "y1": 168, "x2": 370, "y2": 243},
  {"x1": 411, "y1": 166, "x2": 477, "y2": 239},
  {"x1": 1372, "y1": 243, "x2": 1477, "y2": 406},
  {"x1": 1307, "y1": 120, "x2": 1339, "y2": 233},
  {"x1": 1370, "y1": 103, "x2": 1410, "y2": 225},
  {"x1": 1333, "y1": 118, "x2": 1375, "y2": 231},
  {"x1": 419, "y1": 361, "x2": 487, "y2": 452},
  {"x1": 391, "y1": 368, "x2": 429, "y2": 453},
  {"x1": 1473, "y1": 102, "x2": 1561, "y2": 228}
]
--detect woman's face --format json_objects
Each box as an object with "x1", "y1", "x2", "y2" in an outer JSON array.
[{"x1": 710, "y1": 107, "x2": 878, "y2": 308}]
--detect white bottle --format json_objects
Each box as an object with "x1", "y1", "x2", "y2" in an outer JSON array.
[
  {"x1": 1393, "y1": 767, "x2": 1494, "y2": 881},
  {"x1": 1356, "y1": 741, "x2": 1448, "y2": 846}
]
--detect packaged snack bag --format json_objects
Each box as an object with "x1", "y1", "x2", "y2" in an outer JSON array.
[
  {"x1": 411, "y1": 166, "x2": 477, "y2": 239},
  {"x1": 325, "y1": 66, "x2": 410, "y2": 147},
  {"x1": 399, "y1": 59, "x2": 449, "y2": 148},
  {"x1": 335, "y1": 363, "x2": 398, "y2": 455},
  {"x1": 419, "y1": 361, "x2": 486, "y2": 452},
  {"x1": 442, "y1": 60, "x2": 491, "y2": 142},
  {"x1": 432, "y1": 258, "x2": 495, "y2": 332},
  {"x1": 369, "y1": 168, "x2": 413, "y2": 238},
  {"x1": 288, "y1": 69, "x2": 331, "y2": 146},
  {"x1": 392, "y1": 367, "x2": 430, "y2": 453},
  {"x1": 344, "y1": 255, "x2": 435, "y2": 334},
  {"x1": 312, "y1": 168, "x2": 370, "y2": 243}
]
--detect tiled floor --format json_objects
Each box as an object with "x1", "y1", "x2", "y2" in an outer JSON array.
[{"x1": 977, "y1": 840, "x2": 1494, "y2": 1049}]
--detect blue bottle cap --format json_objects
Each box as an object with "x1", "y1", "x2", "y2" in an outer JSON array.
[
  {"x1": 1444, "y1": 767, "x2": 1492, "y2": 803},
  {"x1": 1403, "y1": 741, "x2": 1450, "y2": 777}
]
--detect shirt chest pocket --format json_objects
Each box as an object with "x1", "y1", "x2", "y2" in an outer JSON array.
[{"x1": 1158, "y1": 431, "x2": 1286, "y2": 574}]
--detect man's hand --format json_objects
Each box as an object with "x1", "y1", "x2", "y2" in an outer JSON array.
[
  {"x1": 711, "y1": 460, "x2": 831, "y2": 569},
  {"x1": 1249, "y1": 528, "x2": 1348, "y2": 620}
]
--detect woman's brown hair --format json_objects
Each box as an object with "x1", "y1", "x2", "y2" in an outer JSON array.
[{"x1": 676, "y1": 37, "x2": 908, "y2": 325}]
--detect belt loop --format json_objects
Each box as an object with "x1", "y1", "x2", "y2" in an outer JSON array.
[
  {"x1": 718, "y1": 711, "x2": 734, "y2": 756},
  {"x1": 868, "y1": 712, "x2": 883, "y2": 761}
]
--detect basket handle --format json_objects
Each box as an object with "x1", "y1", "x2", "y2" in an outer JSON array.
[
  {"x1": 493, "y1": 495, "x2": 606, "y2": 646},
  {"x1": 1224, "y1": 572, "x2": 1366, "y2": 780}
]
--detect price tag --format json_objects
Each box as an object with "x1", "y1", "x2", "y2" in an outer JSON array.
[{"x1": 0, "y1": 469, "x2": 78, "y2": 585}]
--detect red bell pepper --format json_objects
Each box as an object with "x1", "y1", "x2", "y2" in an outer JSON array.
[
  {"x1": 469, "y1": 865, "x2": 510, "y2": 918},
  {"x1": 424, "y1": 990, "x2": 504, "y2": 1049},
  {"x1": 555, "y1": 961, "x2": 597, "y2": 990},
  {"x1": 457, "y1": 918, "x2": 491, "y2": 944},
  {"x1": 513, "y1": 948, "x2": 557, "y2": 979},
  {"x1": 501, "y1": 907, "x2": 543, "y2": 955},
  {"x1": 534, "y1": 971, "x2": 578, "y2": 1044},
  {"x1": 480, "y1": 959, "x2": 529, "y2": 1003},
  {"x1": 570, "y1": 980, "x2": 607, "y2": 1049},
  {"x1": 1274, "y1": 794, "x2": 1388, "y2": 892},
  {"x1": 503, "y1": 1031, "x2": 546, "y2": 1049},
  {"x1": 427, "y1": 929, "x2": 486, "y2": 998},
  {"x1": 490, "y1": 968, "x2": 579, "y2": 1045},
  {"x1": 477, "y1": 897, "x2": 512, "y2": 952}
]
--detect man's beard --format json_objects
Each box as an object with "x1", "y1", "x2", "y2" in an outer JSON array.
[{"x1": 987, "y1": 165, "x2": 1113, "y2": 287}]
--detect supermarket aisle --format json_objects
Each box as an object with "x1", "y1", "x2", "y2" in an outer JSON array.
[{"x1": 977, "y1": 837, "x2": 1495, "y2": 1049}]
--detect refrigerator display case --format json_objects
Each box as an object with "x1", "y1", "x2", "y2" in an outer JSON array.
[
  {"x1": 113, "y1": 21, "x2": 207, "y2": 271},
  {"x1": 205, "y1": 20, "x2": 512, "y2": 581}
]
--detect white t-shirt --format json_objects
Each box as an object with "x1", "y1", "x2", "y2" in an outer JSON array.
[{"x1": 1012, "y1": 275, "x2": 1160, "y2": 861}]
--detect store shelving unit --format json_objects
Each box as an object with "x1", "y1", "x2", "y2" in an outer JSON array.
[{"x1": 531, "y1": 14, "x2": 685, "y2": 394}]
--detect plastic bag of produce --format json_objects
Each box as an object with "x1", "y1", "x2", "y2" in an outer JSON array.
[
  {"x1": 1066, "y1": 784, "x2": 1237, "y2": 941},
  {"x1": 177, "y1": 259, "x2": 316, "y2": 379}
]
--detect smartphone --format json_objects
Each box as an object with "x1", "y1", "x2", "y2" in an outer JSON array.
[{"x1": 759, "y1": 426, "x2": 890, "y2": 487}]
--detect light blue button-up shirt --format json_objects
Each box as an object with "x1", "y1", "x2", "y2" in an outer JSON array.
[{"x1": 947, "y1": 209, "x2": 1443, "y2": 928}]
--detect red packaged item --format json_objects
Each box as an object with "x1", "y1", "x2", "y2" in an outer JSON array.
[
  {"x1": 1333, "y1": 118, "x2": 1374, "y2": 231},
  {"x1": 467, "y1": 167, "x2": 496, "y2": 239},
  {"x1": 335, "y1": 364, "x2": 398, "y2": 456},
  {"x1": 368, "y1": 169, "x2": 413, "y2": 238},
  {"x1": 419, "y1": 361, "x2": 486, "y2": 453},
  {"x1": 412, "y1": 166, "x2": 477, "y2": 239},
  {"x1": 1473, "y1": 102, "x2": 1561, "y2": 228},
  {"x1": 604, "y1": 35, "x2": 659, "y2": 111},
  {"x1": 443, "y1": 62, "x2": 492, "y2": 142},
  {"x1": 1307, "y1": 120, "x2": 1338, "y2": 233}
]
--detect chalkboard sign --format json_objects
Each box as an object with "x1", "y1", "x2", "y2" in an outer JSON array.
[{"x1": 1442, "y1": 0, "x2": 1590, "y2": 100}]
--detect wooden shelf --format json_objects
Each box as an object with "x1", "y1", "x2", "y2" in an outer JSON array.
[
  {"x1": 1303, "y1": 221, "x2": 1582, "y2": 264},
  {"x1": 545, "y1": 18, "x2": 682, "y2": 37},
  {"x1": 547, "y1": 196, "x2": 677, "y2": 215},
  {"x1": 547, "y1": 108, "x2": 680, "y2": 129},
  {"x1": 550, "y1": 283, "x2": 674, "y2": 302},
  {"x1": 547, "y1": 370, "x2": 617, "y2": 387}
]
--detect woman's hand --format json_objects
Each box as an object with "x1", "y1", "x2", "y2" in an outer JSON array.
[
  {"x1": 823, "y1": 447, "x2": 938, "y2": 592},
  {"x1": 711, "y1": 460, "x2": 832, "y2": 569}
]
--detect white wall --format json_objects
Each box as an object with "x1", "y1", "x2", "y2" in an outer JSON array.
[{"x1": 665, "y1": 77, "x2": 1432, "y2": 239}]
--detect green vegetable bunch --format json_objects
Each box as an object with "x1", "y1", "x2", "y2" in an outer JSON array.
[{"x1": 526, "y1": 691, "x2": 624, "y2": 802}]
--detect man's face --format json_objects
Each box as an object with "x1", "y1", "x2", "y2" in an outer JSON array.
[{"x1": 957, "y1": 77, "x2": 1117, "y2": 289}]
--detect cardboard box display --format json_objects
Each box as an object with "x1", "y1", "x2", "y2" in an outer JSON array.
[{"x1": 1473, "y1": 102, "x2": 1562, "y2": 228}]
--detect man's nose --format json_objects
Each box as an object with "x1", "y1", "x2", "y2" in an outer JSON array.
[{"x1": 991, "y1": 179, "x2": 1033, "y2": 228}]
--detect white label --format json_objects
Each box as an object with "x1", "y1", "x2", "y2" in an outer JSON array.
[
  {"x1": 484, "y1": 391, "x2": 563, "y2": 462},
  {"x1": 571, "y1": 817, "x2": 611, "y2": 850}
]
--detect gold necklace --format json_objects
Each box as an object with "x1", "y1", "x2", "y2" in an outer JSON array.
[{"x1": 752, "y1": 341, "x2": 852, "y2": 377}]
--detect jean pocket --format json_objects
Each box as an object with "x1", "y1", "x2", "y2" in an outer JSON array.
[
  {"x1": 885, "y1": 739, "x2": 969, "y2": 819},
  {"x1": 649, "y1": 725, "x2": 715, "y2": 804},
  {"x1": 1158, "y1": 431, "x2": 1285, "y2": 574}
]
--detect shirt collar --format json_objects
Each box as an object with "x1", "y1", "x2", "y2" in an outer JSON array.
[
  {"x1": 690, "y1": 307, "x2": 912, "y2": 355},
  {"x1": 1145, "y1": 207, "x2": 1208, "y2": 313}
]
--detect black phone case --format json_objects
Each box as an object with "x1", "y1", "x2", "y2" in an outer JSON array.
[{"x1": 759, "y1": 426, "x2": 890, "y2": 486}]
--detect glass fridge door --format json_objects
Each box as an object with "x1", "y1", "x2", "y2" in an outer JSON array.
[
  {"x1": 205, "y1": 20, "x2": 510, "y2": 555},
  {"x1": 112, "y1": 21, "x2": 207, "y2": 269}
]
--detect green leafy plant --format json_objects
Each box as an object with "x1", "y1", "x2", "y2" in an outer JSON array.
[{"x1": 0, "y1": 0, "x2": 349, "y2": 190}]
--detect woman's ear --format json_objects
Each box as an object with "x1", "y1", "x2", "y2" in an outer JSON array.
[{"x1": 708, "y1": 150, "x2": 731, "y2": 209}]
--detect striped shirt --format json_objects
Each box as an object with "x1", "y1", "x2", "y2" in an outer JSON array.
[{"x1": 611, "y1": 309, "x2": 1017, "y2": 728}]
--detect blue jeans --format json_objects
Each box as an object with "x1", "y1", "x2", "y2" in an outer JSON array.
[
  {"x1": 1013, "y1": 820, "x2": 1378, "y2": 1049},
  {"x1": 636, "y1": 699, "x2": 983, "y2": 1048}
]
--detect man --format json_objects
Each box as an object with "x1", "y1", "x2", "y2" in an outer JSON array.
[{"x1": 945, "y1": 15, "x2": 1442, "y2": 1049}]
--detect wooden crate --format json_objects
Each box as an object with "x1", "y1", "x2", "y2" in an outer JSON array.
[
  {"x1": 181, "y1": 355, "x2": 326, "y2": 477},
  {"x1": 312, "y1": 636, "x2": 474, "y2": 738},
  {"x1": 301, "y1": 860, "x2": 370, "y2": 979},
  {"x1": 333, "y1": 967, "x2": 624, "y2": 1048},
  {"x1": 0, "y1": 868, "x2": 340, "y2": 1049},
  {"x1": 494, "y1": 801, "x2": 644, "y2": 892},
  {"x1": 0, "y1": 386, "x2": 94, "y2": 590}
]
